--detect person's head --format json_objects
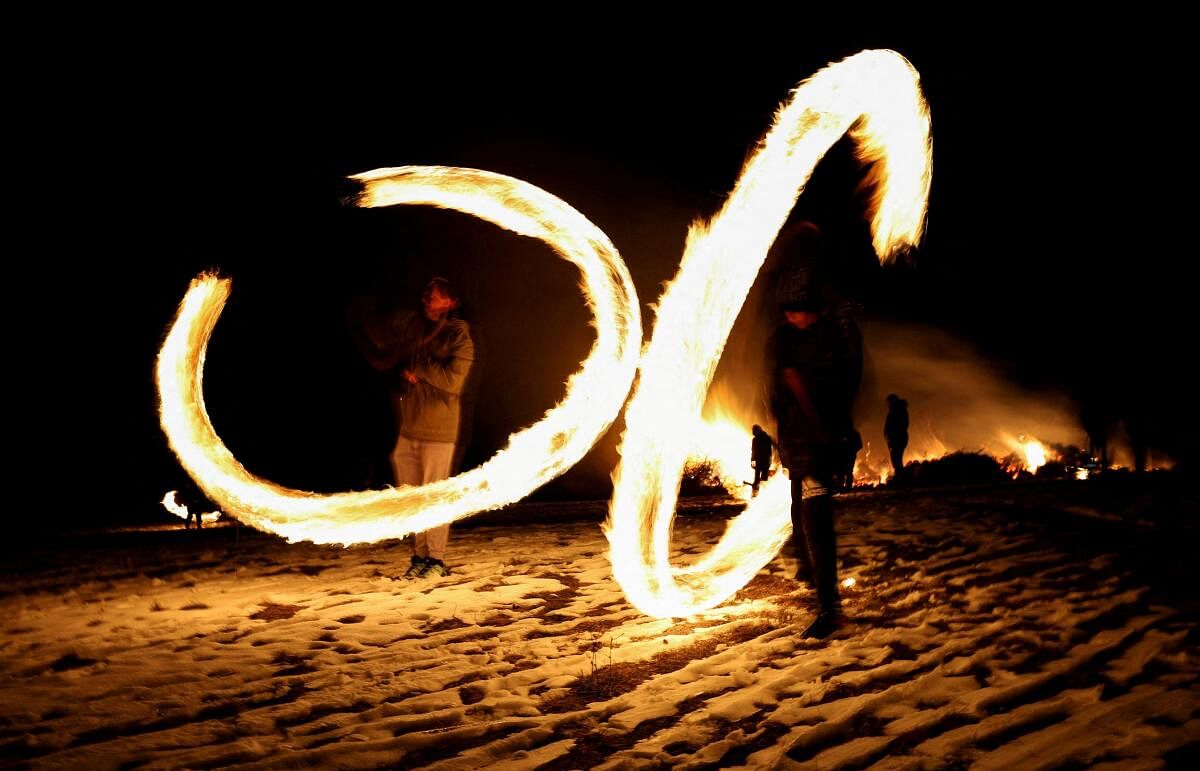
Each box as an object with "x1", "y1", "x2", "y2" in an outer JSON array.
[
  {"x1": 783, "y1": 309, "x2": 820, "y2": 329},
  {"x1": 887, "y1": 393, "x2": 900, "y2": 405},
  {"x1": 752, "y1": 424, "x2": 763, "y2": 435},
  {"x1": 774, "y1": 219, "x2": 833, "y2": 327},
  {"x1": 421, "y1": 276, "x2": 460, "y2": 321}
]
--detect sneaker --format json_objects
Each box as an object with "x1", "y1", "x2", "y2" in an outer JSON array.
[
  {"x1": 423, "y1": 559, "x2": 452, "y2": 577},
  {"x1": 402, "y1": 557, "x2": 429, "y2": 579},
  {"x1": 802, "y1": 611, "x2": 838, "y2": 640}
]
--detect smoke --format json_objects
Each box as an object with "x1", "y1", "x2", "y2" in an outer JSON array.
[
  {"x1": 855, "y1": 320, "x2": 1086, "y2": 464},
  {"x1": 711, "y1": 307, "x2": 1089, "y2": 474}
]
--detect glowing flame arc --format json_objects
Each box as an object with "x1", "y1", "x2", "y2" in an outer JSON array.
[
  {"x1": 605, "y1": 49, "x2": 932, "y2": 618},
  {"x1": 158, "y1": 51, "x2": 931, "y2": 621},
  {"x1": 157, "y1": 168, "x2": 640, "y2": 546}
]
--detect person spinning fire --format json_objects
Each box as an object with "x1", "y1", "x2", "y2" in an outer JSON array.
[{"x1": 768, "y1": 224, "x2": 863, "y2": 639}]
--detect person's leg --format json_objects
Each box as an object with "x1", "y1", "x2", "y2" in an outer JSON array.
[
  {"x1": 797, "y1": 457, "x2": 839, "y2": 639},
  {"x1": 417, "y1": 441, "x2": 457, "y2": 565},
  {"x1": 789, "y1": 476, "x2": 813, "y2": 587},
  {"x1": 390, "y1": 436, "x2": 429, "y2": 567},
  {"x1": 801, "y1": 493, "x2": 838, "y2": 614}
]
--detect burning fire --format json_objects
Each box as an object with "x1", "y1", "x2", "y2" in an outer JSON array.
[
  {"x1": 997, "y1": 433, "x2": 1052, "y2": 476},
  {"x1": 157, "y1": 168, "x2": 640, "y2": 545},
  {"x1": 686, "y1": 394, "x2": 761, "y2": 501},
  {"x1": 1020, "y1": 439, "x2": 1047, "y2": 473},
  {"x1": 606, "y1": 50, "x2": 932, "y2": 618}
]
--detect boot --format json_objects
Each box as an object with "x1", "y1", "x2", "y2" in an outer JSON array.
[
  {"x1": 789, "y1": 492, "x2": 814, "y2": 589},
  {"x1": 800, "y1": 493, "x2": 840, "y2": 616},
  {"x1": 802, "y1": 611, "x2": 839, "y2": 639},
  {"x1": 402, "y1": 556, "x2": 429, "y2": 579}
]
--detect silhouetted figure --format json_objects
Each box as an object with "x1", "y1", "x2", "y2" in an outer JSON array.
[
  {"x1": 352, "y1": 277, "x2": 475, "y2": 579},
  {"x1": 884, "y1": 393, "x2": 909, "y2": 481},
  {"x1": 834, "y1": 428, "x2": 862, "y2": 491},
  {"x1": 1080, "y1": 402, "x2": 1112, "y2": 470},
  {"x1": 769, "y1": 229, "x2": 862, "y2": 640},
  {"x1": 175, "y1": 481, "x2": 209, "y2": 530},
  {"x1": 750, "y1": 424, "x2": 776, "y2": 496},
  {"x1": 1126, "y1": 412, "x2": 1149, "y2": 473}
]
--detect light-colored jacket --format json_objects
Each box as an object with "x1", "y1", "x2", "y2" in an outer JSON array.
[{"x1": 393, "y1": 315, "x2": 475, "y2": 443}]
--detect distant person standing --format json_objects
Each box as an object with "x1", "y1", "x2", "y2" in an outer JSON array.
[
  {"x1": 768, "y1": 223, "x2": 862, "y2": 639},
  {"x1": 353, "y1": 277, "x2": 476, "y2": 579},
  {"x1": 884, "y1": 394, "x2": 909, "y2": 480},
  {"x1": 835, "y1": 428, "x2": 862, "y2": 491},
  {"x1": 750, "y1": 424, "x2": 776, "y2": 496},
  {"x1": 1080, "y1": 402, "x2": 1112, "y2": 470}
]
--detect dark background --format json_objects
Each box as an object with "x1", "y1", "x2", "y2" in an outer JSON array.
[{"x1": 25, "y1": 26, "x2": 1193, "y2": 530}]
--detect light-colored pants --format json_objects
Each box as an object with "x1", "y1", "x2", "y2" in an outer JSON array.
[{"x1": 390, "y1": 435, "x2": 457, "y2": 560}]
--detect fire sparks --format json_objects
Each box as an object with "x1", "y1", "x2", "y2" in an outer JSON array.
[
  {"x1": 157, "y1": 168, "x2": 640, "y2": 546},
  {"x1": 606, "y1": 50, "x2": 932, "y2": 618}
]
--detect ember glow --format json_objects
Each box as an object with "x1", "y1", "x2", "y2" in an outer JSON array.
[
  {"x1": 157, "y1": 167, "x2": 640, "y2": 546},
  {"x1": 606, "y1": 50, "x2": 932, "y2": 618}
]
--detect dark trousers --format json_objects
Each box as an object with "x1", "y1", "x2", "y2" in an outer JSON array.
[
  {"x1": 790, "y1": 477, "x2": 839, "y2": 614},
  {"x1": 888, "y1": 440, "x2": 907, "y2": 476},
  {"x1": 751, "y1": 464, "x2": 769, "y2": 494}
]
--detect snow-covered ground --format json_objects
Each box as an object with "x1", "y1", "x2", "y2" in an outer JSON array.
[{"x1": 2, "y1": 485, "x2": 1198, "y2": 769}]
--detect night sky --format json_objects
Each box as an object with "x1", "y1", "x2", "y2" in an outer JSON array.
[{"x1": 33, "y1": 28, "x2": 1192, "y2": 530}]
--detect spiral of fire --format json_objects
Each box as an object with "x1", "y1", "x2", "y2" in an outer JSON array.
[
  {"x1": 605, "y1": 49, "x2": 932, "y2": 617},
  {"x1": 157, "y1": 167, "x2": 640, "y2": 546}
]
